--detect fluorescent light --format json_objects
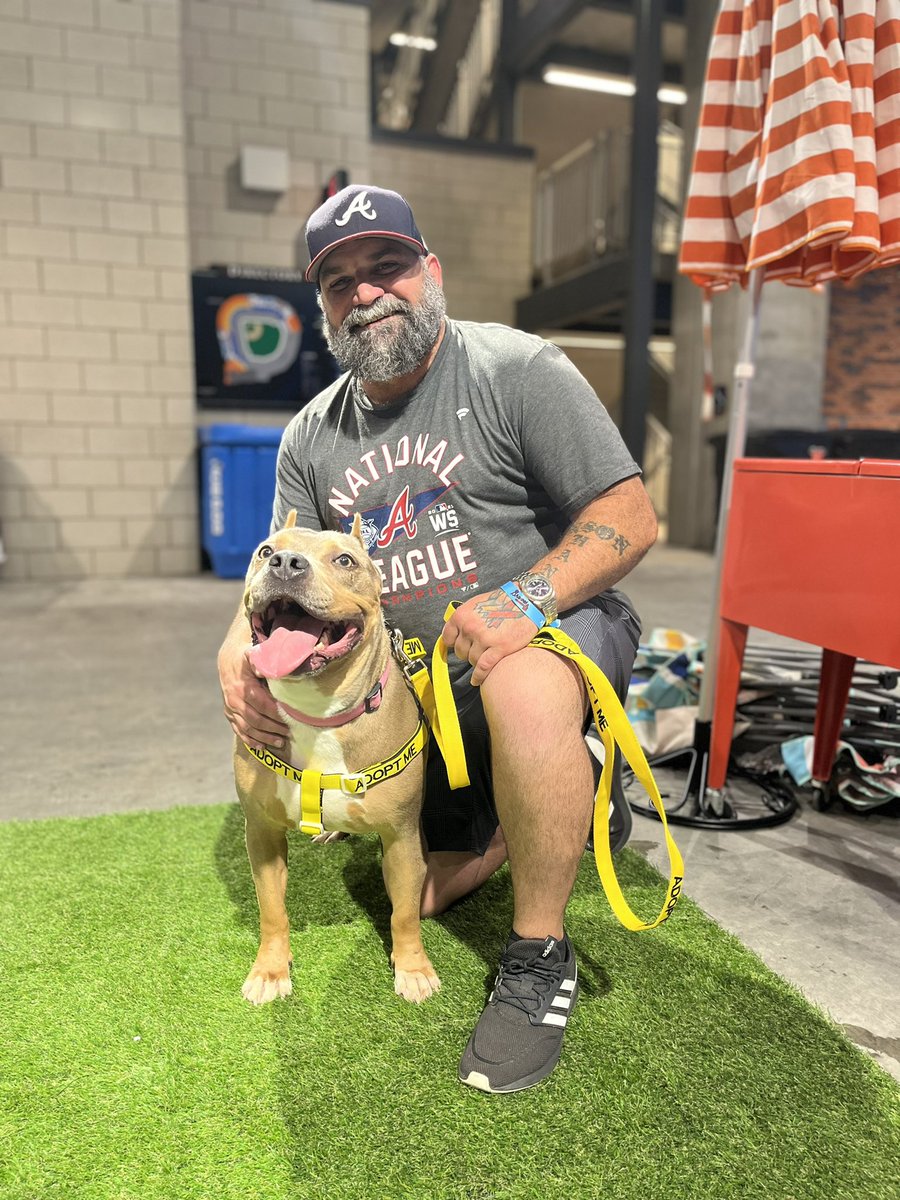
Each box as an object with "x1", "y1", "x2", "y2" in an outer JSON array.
[
  {"x1": 658, "y1": 85, "x2": 688, "y2": 105},
  {"x1": 544, "y1": 68, "x2": 635, "y2": 97},
  {"x1": 542, "y1": 65, "x2": 687, "y2": 106},
  {"x1": 389, "y1": 32, "x2": 437, "y2": 51}
]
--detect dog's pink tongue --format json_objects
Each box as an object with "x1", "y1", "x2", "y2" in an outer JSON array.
[{"x1": 251, "y1": 614, "x2": 326, "y2": 679}]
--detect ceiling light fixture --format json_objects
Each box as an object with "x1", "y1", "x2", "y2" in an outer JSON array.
[
  {"x1": 389, "y1": 32, "x2": 437, "y2": 51},
  {"x1": 542, "y1": 65, "x2": 687, "y2": 106}
]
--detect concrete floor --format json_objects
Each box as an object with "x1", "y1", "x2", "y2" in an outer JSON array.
[{"x1": 1, "y1": 544, "x2": 897, "y2": 1082}]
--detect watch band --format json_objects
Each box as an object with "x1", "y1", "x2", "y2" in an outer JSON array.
[{"x1": 499, "y1": 581, "x2": 559, "y2": 629}]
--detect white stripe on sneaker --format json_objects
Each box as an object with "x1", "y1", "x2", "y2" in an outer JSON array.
[
  {"x1": 542, "y1": 1012, "x2": 567, "y2": 1027},
  {"x1": 559, "y1": 977, "x2": 576, "y2": 993},
  {"x1": 551, "y1": 995, "x2": 572, "y2": 1010}
]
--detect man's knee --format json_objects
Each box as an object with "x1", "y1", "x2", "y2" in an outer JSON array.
[{"x1": 481, "y1": 647, "x2": 587, "y2": 735}]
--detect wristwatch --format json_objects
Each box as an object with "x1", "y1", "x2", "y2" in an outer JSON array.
[{"x1": 514, "y1": 571, "x2": 559, "y2": 625}]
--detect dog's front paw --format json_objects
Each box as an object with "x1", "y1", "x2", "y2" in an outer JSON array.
[
  {"x1": 393, "y1": 964, "x2": 442, "y2": 1004},
  {"x1": 241, "y1": 956, "x2": 293, "y2": 1005}
]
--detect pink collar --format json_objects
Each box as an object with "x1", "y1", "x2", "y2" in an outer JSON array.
[{"x1": 277, "y1": 661, "x2": 391, "y2": 728}]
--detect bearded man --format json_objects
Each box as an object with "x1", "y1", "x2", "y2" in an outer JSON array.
[{"x1": 218, "y1": 184, "x2": 657, "y2": 1094}]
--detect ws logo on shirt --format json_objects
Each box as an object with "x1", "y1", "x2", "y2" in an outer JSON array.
[{"x1": 339, "y1": 484, "x2": 451, "y2": 550}]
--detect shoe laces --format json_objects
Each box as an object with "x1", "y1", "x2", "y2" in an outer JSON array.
[{"x1": 492, "y1": 950, "x2": 563, "y2": 1016}]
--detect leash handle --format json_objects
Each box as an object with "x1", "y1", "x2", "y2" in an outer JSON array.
[
  {"x1": 530, "y1": 626, "x2": 684, "y2": 930},
  {"x1": 433, "y1": 603, "x2": 684, "y2": 931}
]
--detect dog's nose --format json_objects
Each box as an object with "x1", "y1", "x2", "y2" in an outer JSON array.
[{"x1": 268, "y1": 552, "x2": 309, "y2": 581}]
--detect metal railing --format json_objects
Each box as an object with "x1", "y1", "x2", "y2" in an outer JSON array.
[
  {"x1": 534, "y1": 122, "x2": 684, "y2": 285},
  {"x1": 643, "y1": 412, "x2": 672, "y2": 531}
]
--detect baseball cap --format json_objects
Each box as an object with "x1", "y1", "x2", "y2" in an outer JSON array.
[{"x1": 304, "y1": 184, "x2": 428, "y2": 283}]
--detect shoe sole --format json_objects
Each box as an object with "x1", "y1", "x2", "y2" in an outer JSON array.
[{"x1": 457, "y1": 980, "x2": 579, "y2": 1094}]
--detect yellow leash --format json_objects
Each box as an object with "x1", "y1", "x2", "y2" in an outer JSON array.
[
  {"x1": 390, "y1": 628, "x2": 470, "y2": 789},
  {"x1": 428, "y1": 605, "x2": 685, "y2": 931}
]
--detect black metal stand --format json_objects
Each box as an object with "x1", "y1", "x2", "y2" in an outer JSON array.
[{"x1": 627, "y1": 719, "x2": 799, "y2": 831}]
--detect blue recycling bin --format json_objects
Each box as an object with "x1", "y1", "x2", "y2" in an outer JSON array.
[{"x1": 199, "y1": 423, "x2": 284, "y2": 578}]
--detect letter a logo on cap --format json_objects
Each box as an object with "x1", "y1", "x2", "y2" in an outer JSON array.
[{"x1": 335, "y1": 190, "x2": 377, "y2": 227}]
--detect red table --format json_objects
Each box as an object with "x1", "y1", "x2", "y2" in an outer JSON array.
[{"x1": 709, "y1": 458, "x2": 900, "y2": 789}]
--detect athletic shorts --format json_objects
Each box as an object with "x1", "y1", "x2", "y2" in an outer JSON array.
[{"x1": 420, "y1": 591, "x2": 642, "y2": 854}]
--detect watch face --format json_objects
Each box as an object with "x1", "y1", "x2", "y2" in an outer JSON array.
[{"x1": 522, "y1": 575, "x2": 553, "y2": 603}]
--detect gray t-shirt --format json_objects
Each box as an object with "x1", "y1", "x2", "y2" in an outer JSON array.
[{"x1": 272, "y1": 317, "x2": 640, "y2": 667}]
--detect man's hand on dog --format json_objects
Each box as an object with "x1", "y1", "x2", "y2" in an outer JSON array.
[
  {"x1": 442, "y1": 589, "x2": 540, "y2": 686},
  {"x1": 219, "y1": 645, "x2": 290, "y2": 749}
]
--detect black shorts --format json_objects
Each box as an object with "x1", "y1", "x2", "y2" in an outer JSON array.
[{"x1": 420, "y1": 592, "x2": 642, "y2": 854}]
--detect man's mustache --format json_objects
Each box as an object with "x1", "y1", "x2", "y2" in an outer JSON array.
[{"x1": 342, "y1": 296, "x2": 412, "y2": 333}]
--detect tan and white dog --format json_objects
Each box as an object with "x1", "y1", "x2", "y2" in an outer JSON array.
[{"x1": 233, "y1": 511, "x2": 440, "y2": 1005}]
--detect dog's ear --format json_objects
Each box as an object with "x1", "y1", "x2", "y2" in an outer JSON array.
[
  {"x1": 349, "y1": 513, "x2": 364, "y2": 543},
  {"x1": 284, "y1": 510, "x2": 298, "y2": 529}
]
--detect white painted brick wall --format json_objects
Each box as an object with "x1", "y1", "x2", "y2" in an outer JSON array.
[
  {"x1": 1, "y1": 0, "x2": 538, "y2": 579},
  {"x1": 0, "y1": 0, "x2": 197, "y2": 580},
  {"x1": 183, "y1": 0, "x2": 372, "y2": 272}
]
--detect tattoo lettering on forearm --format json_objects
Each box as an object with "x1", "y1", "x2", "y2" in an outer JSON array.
[
  {"x1": 566, "y1": 521, "x2": 631, "y2": 557},
  {"x1": 475, "y1": 592, "x2": 526, "y2": 630}
]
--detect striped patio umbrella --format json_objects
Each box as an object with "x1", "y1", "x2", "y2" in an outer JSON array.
[
  {"x1": 646, "y1": 1, "x2": 900, "y2": 823},
  {"x1": 680, "y1": 0, "x2": 900, "y2": 291}
]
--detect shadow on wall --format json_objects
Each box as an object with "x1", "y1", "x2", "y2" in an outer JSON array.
[{"x1": 0, "y1": 455, "x2": 200, "y2": 582}]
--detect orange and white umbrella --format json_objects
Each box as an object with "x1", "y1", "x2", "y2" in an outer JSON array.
[
  {"x1": 661, "y1": 1, "x2": 900, "y2": 818},
  {"x1": 680, "y1": 0, "x2": 900, "y2": 291}
]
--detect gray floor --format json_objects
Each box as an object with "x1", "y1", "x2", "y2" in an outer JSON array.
[{"x1": 1, "y1": 544, "x2": 897, "y2": 1081}]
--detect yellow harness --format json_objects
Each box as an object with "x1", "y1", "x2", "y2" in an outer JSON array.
[{"x1": 243, "y1": 711, "x2": 429, "y2": 837}]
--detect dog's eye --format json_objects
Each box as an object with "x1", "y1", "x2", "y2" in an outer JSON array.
[
  {"x1": 258, "y1": 545, "x2": 274, "y2": 558},
  {"x1": 334, "y1": 553, "x2": 356, "y2": 569}
]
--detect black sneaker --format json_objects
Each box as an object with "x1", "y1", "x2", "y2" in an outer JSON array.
[{"x1": 458, "y1": 933, "x2": 579, "y2": 1093}]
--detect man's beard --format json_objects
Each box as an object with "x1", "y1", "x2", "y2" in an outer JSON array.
[{"x1": 320, "y1": 267, "x2": 446, "y2": 383}]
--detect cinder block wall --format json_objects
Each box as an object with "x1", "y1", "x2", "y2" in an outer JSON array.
[
  {"x1": 0, "y1": 0, "x2": 196, "y2": 580},
  {"x1": 823, "y1": 271, "x2": 900, "y2": 429},
  {"x1": 0, "y1": 0, "x2": 536, "y2": 580},
  {"x1": 183, "y1": 0, "x2": 371, "y2": 270}
]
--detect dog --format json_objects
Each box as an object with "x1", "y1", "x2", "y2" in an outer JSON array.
[{"x1": 233, "y1": 511, "x2": 440, "y2": 1006}]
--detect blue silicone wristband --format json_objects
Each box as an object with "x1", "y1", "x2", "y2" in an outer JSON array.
[{"x1": 499, "y1": 581, "x2": 546, "y2": 630}]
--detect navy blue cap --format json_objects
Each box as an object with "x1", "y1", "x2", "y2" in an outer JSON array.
[{"x1": 304, "y1": 184, "x2": 427, "y2": 282}]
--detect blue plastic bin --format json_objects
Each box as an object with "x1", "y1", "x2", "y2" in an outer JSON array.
[{"x1": 199, "y1": 423, "x2": 284, "y2": 578}]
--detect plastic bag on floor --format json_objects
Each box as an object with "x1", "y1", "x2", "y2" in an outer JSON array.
[{"x1": 781, "y1": 736, "x2": 900, "y2": 811}]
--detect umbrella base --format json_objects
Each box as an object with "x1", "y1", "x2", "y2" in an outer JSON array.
[{"x1": 627, "y1": 719, "x2": 798, "y2": 831}]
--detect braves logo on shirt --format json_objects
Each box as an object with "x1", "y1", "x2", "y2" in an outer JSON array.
[{"x1": 339, "y1": 483, "x2": 452, "y2": 550}]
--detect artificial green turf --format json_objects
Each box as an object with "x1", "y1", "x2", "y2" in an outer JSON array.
[{"x1": 0, "y1": 805, "x2": 897, "y2": 1200}]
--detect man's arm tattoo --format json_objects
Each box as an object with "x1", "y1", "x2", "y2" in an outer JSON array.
[
  {"x1": 572, "y1": 520, "x2": 631, "y2": 556},
  {"x1": 547, "y1": 521, "x2": 632, "y2": 565},
  {"x1": 474, "y1": 592, "x2": 526, "y2": 630}
]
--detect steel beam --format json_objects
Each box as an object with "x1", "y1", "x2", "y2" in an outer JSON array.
[{"x1": 620, "y1": 0, "x2": 663, "y2": 466}]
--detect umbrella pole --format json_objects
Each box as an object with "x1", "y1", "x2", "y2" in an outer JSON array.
[
  {"x1": 631, "y1": 268, "x2": 798, "y2": 829},
  {"x1": 696, "y1": 267, "x2": 764, "y2": 726}
]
